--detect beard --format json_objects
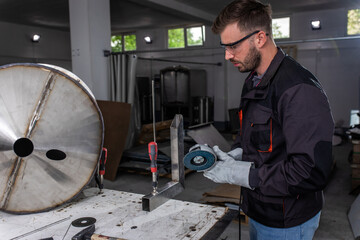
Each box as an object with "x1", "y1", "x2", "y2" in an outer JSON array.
[{"x1": 232, "y1": 45, "x2": 261, "y2": 73}]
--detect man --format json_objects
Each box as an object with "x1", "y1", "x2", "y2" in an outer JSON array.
[{"x1": 203, "y1": 0, "x2": 334, "y2": 239}]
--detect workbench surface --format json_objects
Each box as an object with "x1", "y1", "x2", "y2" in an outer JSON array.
[{"x1": 0, "y1": 188, "x2": 227, "y2": 240}]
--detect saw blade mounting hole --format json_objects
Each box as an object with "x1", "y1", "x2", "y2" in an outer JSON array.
[
  {"x1": 13, "y1": 138, "x2": 34, "y2": 157},
  {"x1": 46, "y1": 149, "x2": 66, "y2": 161}
]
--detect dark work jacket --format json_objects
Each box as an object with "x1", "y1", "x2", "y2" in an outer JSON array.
[{"x1": 233, "y1": 48, "x2": 334, "y2": 228}]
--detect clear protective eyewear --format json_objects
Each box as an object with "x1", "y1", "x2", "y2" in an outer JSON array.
[{"x1": 220, "y1": 30, "x2": 263, "y2": 54}]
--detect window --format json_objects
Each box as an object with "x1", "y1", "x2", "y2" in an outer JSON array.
[
  {"x1": 111, "y1": 34, "x2": 136, "y2": 52},
  {"x1": 348, "y1": 9, "x2": 360, "y2": 35},
  {"x1": 272, "y1": 17, "x2": 290, "y2": 39},
  {"x1": 187, "y1": 26, "x2": 204, "y2": 46},
  {"x1": 124, "y1": 34, "x2": 136, "y2": 51},
  {"x1": 111, "y1": 35, "x2": 122, "y2": 52},
  {"x1": 168, "y1": 26, "x2": 205, "y2": 49},
  {"x1": 168, "y1": 28, "x2": 185, "y2": 49}
]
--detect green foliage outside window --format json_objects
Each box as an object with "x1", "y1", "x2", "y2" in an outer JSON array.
[
  {"x1": 272, "y1": 17, "x2": 290, "y2": 39},
  {"x1": 348, "y1": 9, "x2": 360, "y2": 35},
  {"x1": 168, "y1": 28, "x2": 185, "y2": 48},
  {"x1": 187, "y1": 27, "x2": 203, "y2": 46},
  {"x1": 111, "y1": 35, "x2": 122, "y2": 52},
  {"x1": 124, "y1": 34, "x2": 136, "y2": 51},
  {"x1": 272, "y1": 23, "x2": 285, "y2": 39}
]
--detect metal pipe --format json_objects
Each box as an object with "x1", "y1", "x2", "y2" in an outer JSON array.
[
  {"x1": 276, "y1": 35, "x2": 360, "y2": 45},
  {"x1": 152, "y1": 80, "x2": 156, "y2": 142}
]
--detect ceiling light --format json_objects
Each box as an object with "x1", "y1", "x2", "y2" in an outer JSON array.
[
  {"x1": 144, "y1": 36, "x2": 152, "y2": 44},
  {"x1": 32, "y1": 34, "x2": 41, "y2": 42},
  {"x1": 311, "y1": 20, "x2": 321, "y2": 30}
]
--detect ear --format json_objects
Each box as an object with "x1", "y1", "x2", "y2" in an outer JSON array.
[{"x1": 255, "y1": 31, "x2": 267, "y2": 48}]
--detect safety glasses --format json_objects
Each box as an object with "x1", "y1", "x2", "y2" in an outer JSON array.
[{"x1": 220, "y1": 30, "x2": 260, "y2": 54}]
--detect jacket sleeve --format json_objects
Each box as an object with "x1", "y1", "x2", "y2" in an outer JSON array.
[{"x1": 254, "y1": 83, "x2": 334, "y2": 196}]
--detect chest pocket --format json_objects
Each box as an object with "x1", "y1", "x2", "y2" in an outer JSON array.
[{"x1": 250, "y1": 110, "x2": 273, "y2": 152}]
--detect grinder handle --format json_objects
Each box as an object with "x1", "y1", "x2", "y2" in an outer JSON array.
[{"x1": 72, "y1": 224, "x2": 95, "y2": 240}]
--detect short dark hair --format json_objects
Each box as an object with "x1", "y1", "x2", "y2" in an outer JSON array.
[{"x1": 212, "y1": 0, "x2": 272, "y2": 37}]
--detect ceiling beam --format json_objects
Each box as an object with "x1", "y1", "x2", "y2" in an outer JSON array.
[{"x1": 147, "y1": 0, "x2": 216, "y2": 24}]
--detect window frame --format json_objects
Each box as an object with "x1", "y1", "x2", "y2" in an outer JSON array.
[
  {"x1": 167, "y1": 25, "x2": 205, "y2": 49},
  {"x1": 111, "y1": 33, "x2": 137, "y2": 52}
]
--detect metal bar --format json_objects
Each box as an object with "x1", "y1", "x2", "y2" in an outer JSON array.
[
  {"x1": 142, "y1": 114, "x2": 184, "y2": 211},
  {"x1": 138, "y1": 56, "x2": 222, "y2": 66},
  {"x1": 152, "y1": 80, "x2": 156, "y2": 142},
  {"x1": 199, "y1": 209, "x2": 239, "y2": 240},
  {"x1": 142, "y1": 181, "x2": 184, "y2": 212},
  {"x1": 10, "y1": 216, "x2": 71, "y2": 240},
  {"x1": 170, "y1": 114, "x2": 184, "y2": 185},
  {"x1": 160, "y1": 73, "x2": 164, "y2": 121},
  {"x1": 276, "y1": 35, "x2": 360, "y2": 45}
]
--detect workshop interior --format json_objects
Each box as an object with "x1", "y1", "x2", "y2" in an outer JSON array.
[{"x1": 0, "y1": 0, "x2": 360, "y2": 239}]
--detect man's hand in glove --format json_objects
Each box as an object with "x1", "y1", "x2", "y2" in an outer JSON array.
[
  {"x1": 227, "y1": 147, "x2": 243, "y2": 161},
  {"x1": 203, "y1": 145, "x2": 254, "y2": 189}
]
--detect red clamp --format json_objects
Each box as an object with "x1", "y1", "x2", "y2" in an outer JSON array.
[{"x1": 99, "y1": 147, "x2": 107, "y2": 176}]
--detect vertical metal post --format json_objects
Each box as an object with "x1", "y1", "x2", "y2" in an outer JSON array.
[
  {"x1": 170, "y1": 114, "x2": 185, "y2": 187},
  {"x1": 142, "y1": 114, "x2": 185, "y2": 211},
  {"x1": 152, "y1": 80, "x2": 156, "y2": 142}
]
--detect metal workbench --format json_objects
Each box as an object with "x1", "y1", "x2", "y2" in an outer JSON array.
[{"x1": 0, "y1": 188, "x2": 230, "y2": 240}]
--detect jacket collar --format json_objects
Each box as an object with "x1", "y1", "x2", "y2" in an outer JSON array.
[
  {"x1": 242, "y1": 48, "x2": 286, "y2": 100},
  {"x1": 257, "y1": 47, "x2": 286, "y2": 88}
]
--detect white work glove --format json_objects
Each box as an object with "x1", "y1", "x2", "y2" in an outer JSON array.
[
  {"x1": 227, "y1": 147, "x2": 243, "y2": 161},
  {"x1": 203, "y1": 145, "x2": 253, "y2": 189}
]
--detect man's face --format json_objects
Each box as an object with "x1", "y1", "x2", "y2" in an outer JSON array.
[{"x1": 220, "y1": 23, "x2": 261, "y2": 73}]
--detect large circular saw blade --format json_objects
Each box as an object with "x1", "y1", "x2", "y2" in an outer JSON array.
[{"x1": 0, "y1": 63, "x2": 104, "y2": 214}]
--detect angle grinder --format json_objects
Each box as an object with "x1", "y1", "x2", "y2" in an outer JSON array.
[{"x1": 183, "y1": 144, "x2": 217, "y2": 171}]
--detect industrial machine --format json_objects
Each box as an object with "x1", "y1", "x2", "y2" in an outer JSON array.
[{"x1": 0, "y1": 63, "x2": 104, "y2": 214}]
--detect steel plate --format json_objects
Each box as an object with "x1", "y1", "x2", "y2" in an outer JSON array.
[{"x1": 0, "y1": 63, "x2": 104, "y2": 213}]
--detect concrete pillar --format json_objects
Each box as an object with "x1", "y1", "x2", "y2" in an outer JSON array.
[{"x1": 69, "y1": 0, "x2": 111, "y2": 100}]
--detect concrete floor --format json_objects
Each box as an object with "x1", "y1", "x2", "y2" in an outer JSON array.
[{"x1": 103, "y1": 140, "x2": 357, "y2": 240}]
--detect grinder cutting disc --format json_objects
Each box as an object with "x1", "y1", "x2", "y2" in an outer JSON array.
[
  {"x1": 0, "y1": 63, "x2": 104, "y2": 214},
  {"x1": 184, "y1": 144, "x2": 217, "y2": 171},
  {"x1": 72, "y1": 217, "x2": 97, "y2": 227}
]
